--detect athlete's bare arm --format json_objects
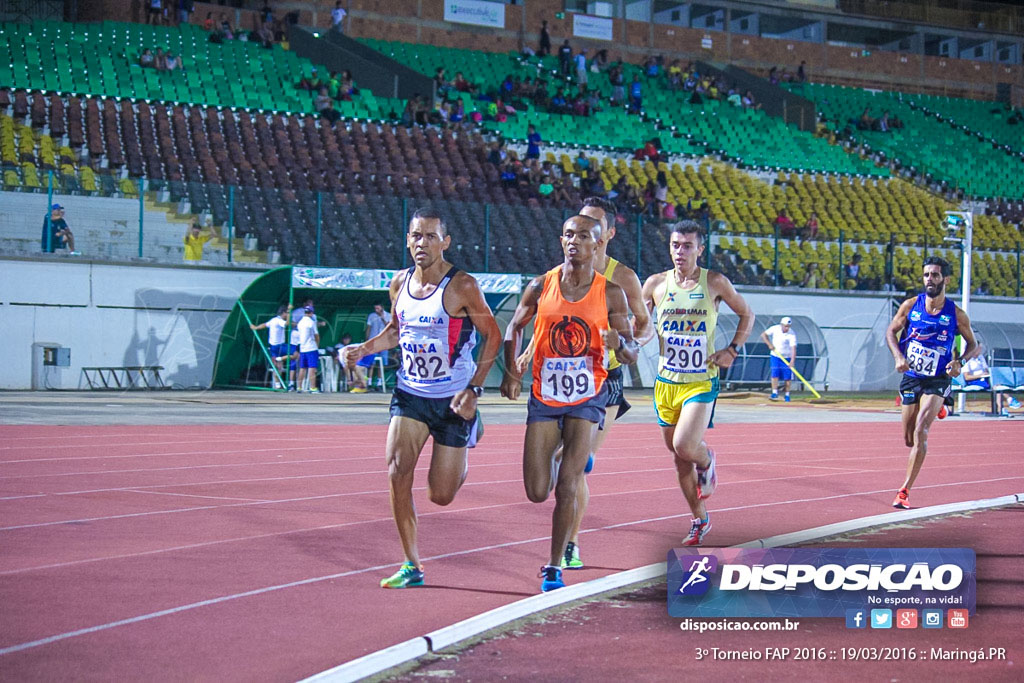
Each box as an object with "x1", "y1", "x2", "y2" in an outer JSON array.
[
  {"x1": 614, "y1": 265, "x2": 655, "y2": 347},
  {"x1": 341, "y1": 272, "x2": 404, "y2": 366},
  {"x1": 950, "y1": 306, "x2": 980, "y2": 377},
  {"x1": 447, "y1": 272, "x2": 502, "y2": 419},
  {"x1": 885, "y1": 298, "x2": 916, "y2": 373},
  {"x1": 602, "y1": 281, "x2": 638, "y2": 365},
  {"x1": 500, "y1": 276, "x2": 544, "y2": 400},
  {"x1": 707, "y1": 271, "x2": 753, "y2": 370}
]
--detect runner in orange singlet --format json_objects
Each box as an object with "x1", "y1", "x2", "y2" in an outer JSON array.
[{"x1": 501, "y1": 215, "x2": 637, "y2": 592}]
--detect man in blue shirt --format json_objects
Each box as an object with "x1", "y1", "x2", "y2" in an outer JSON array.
[
  {"x1": 41, "y1": 204, "x2": 79, "y2": 254},
  {"x1": 885, "y1": 257, "x2": 979, "y2": 510}
]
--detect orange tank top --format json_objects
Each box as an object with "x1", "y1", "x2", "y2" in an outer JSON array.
[{"x1": 531, "y1": 266, "x2": 609, "y2": 406}]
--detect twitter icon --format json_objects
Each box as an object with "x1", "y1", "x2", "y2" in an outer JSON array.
[{"x1": 870, "y1": 609, "x2": 892, "y2": 629}]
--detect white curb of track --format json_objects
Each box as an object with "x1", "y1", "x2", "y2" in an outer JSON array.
[{"x1": 300, "y1": 492, "x2": 1024, "y2": 683}]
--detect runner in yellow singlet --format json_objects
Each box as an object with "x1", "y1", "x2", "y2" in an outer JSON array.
[{"x1": 641, "y1": 220, "x2": 754, "y2": 546}]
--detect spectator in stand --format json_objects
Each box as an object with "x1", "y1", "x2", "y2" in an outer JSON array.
[
  {"x1": 179, "y1": 0, "x2": 194, "y2": 25},
  {"x1": 727, "y1": 89, "x2": 742, "y2": 107},
  {"x1": 317, "y1": 88, "x2": 341, "y2": 123},
  {"x1": 801, "y1": 211, "x2": 819, "y2": 242},
  {"x1": 644, "y1": 55, "x2": 659, "y2": 77},
  {"x1": 550, "y1": 175, "x2": 574, "y2": 205},
  {"x1": 574, "y1": 49, "x2": 588, "y2": 86},
  {"x1": 154, "y1": 48, "x2": 167, "y2": 71},
  {"x1": 641, "y1": 180, "x2": 656, "y2": 216},
  {"x1": 260, "y1": 1, "x2": 273, "y2": 25},
  {"x1": 558, "y1": 40, "x2": 572, "y2": 77},
  {"x1": 797, "y1": 61, "x2": 807, "y2": 82},
  {"x1": 877, "y1": 110, "x2": 891, "y2": 132},
  {"x1": 526, "y1": 124, "x2": 542, "y2": 160},
  {"x1": 629, "y1": 74, "x2": 643, "y2": 114},
  {"x1": 183, "y1": 220, "x2": 216, "y2": 261},
  {"x1": 296, "y1": 68, "x2": 321, "y2": 92},
  {"x1": 219, "y1": 13, "x2": 234, "y2": 37},
  {"x1": 654, "y1": 170, "x2": 669, "y2": 219},
  {"x1": 434, "y1": 67, "x2": 449, "y2": 97},
  {"x1": 619, "y1": 182, "x2": 642, "y2": 214},
  {"x1": 801, "y1": 262, "x2": 820, "y2": 288},
  {"x1": 844, "y1": 253, "x2": 862, "y2": 288},
  {"x1": 147, "y1": 0, "x2": 163, "y2": 26},
  {"x1": 203, "y1": 11, "x2": 214, "y2": 31},
  {"x1": 768, "y1": 66, "x2": 779, "y2": 85},
  {"x1": 41, "y1": 204, "x2": 79, "y2": 255},
  {"x1": 550, "y1": 87, "x2": 569, "y2": 114},
  {"x1": 774, "y1": 208, "x2": 796, "y2": 238},
  {"x1": 139, "y1": 49, "x2": 155, "y2": 68},
  {"x1": 592, "y1": 49, "x2": 608, "y2": 72},
  {"x1": 331, "y1": 1, "x2": 347, "y2": 33},
  {"x1": 165, "y1": 52, "x2": 182, "y2": 72},
  {"x1": 573, "y1": 150, "x2": 590, "y2": 176},
  {"x1": 742, "y1": 90, "x2": 761, "y2": 110},
  {"x1": 487, "y1": 140, "x2": 507, "y2": 166},
  {"x1": 255, "y1": 21, "x2": 275, "y2": 48},
  {"x1": 610, "y1": 64, "x2": 625, "y2": 105},
  {"x1": 453, "y1": 71, "x2": 471, "y2": 93},
  {"x1": 538, "y1": 20, "x2": 551, "y2": 56},
  {"x1": 857, "y1": 107, "x2": 874, "y2": 130}
]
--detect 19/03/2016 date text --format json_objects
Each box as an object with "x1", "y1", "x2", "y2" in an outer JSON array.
[{"x1": 695, "y1": 647, "x2": 1009, "y2": 661}]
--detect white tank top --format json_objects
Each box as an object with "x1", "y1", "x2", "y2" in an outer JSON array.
[{"x1": 395, "y1": 267, "x2": 477, "y2": 398}]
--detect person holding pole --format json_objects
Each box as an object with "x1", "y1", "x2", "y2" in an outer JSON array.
[{"x1": 761, "y1": 316, "x2": 797, "y2": 401}]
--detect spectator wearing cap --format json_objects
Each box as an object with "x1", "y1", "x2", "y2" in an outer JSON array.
[
  {"x1": 761, "y1": 317, "x2": 797, "y2": 401},
  {"x1": 296, "y1": 305, "x2": 321, "y2": 393},
  {"x1": 41, "y1": 204, "x2": 79, "y2": 255},
  {"x1": 183, "y1": 220, "x2": 217, "y2": 261}
]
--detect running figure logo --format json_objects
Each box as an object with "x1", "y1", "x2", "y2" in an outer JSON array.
[
  {"x1": 677, "y1": 554, "x2": 717, "y2": 596},
  {"x1": 548, "y1": 316, "x2": 591, "y2": 357}
]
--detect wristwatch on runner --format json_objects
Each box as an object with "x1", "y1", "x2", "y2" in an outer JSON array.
[{"x1": 467, "y1": 384, "x2": 484, "y2": 397}]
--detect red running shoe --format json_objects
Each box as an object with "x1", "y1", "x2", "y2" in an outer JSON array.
[
  {"x1": 892, "y1": 488, "x2": 910, "y2": 510},
  {"x1": 937, "y1": 405, "x2": 947, "y2": 419}
]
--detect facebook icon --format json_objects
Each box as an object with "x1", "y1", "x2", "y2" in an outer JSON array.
[{"x1": 846, "y1": 609, "x2": 867, "y2": 629}]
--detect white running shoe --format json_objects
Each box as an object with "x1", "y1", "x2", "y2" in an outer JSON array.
[{"x1": 697, "y1": 448, "x2": 717, "y2": 500}]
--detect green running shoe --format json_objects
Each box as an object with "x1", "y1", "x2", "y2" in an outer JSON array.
[
  {"x1": 560, "y1": 541, "x2": 584, "y2": 570},
  {"x1": 380, "y1": 562, "x2": 424, "y2": 589}
]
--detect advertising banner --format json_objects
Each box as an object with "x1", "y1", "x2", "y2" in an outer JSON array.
[
  {"x1": 444, "y1": 0, "x2": 505, "y2": 29},
  {"x1": 572, "y1": 13, "x2": 614, "y2": 41}
]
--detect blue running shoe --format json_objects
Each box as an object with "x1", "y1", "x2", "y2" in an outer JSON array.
[
  {"x1": 584, "y1": 453, "x2": 594, "y2": 474},
  {"x1": 539, "y1": 565, "x2": 565, "y2": 592},
  {"x1": 784, "y1": 394, "x2": 791, "y2": 402}
]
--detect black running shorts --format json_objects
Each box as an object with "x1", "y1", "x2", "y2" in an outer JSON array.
[
  {"x1": 604, "y1": 366, "x2": 632, "y2": 419},
  {"x1": 900, "y1": 374, "x2": 953, "y2": 407},
  {"x1": 390, "y1": 387, "x2": 480, "y2": 448}
]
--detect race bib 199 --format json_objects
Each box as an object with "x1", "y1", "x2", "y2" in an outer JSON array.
[
  {"x1": 663, "y1": 333, "x2": 708, "y2": 374},
  {"x1": 540, "y1": 356, "x2": 595, "y2": 403},
  {"x1": 400, "y1": 337, "x2": 451, "y2": 384},
  {"x1": 906, "y1": 341, "x2": 940, "y2": 376}
]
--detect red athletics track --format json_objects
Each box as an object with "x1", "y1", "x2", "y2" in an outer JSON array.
[{"x1": 1, "y1": 421, "x2": 1022, "y2": 681}]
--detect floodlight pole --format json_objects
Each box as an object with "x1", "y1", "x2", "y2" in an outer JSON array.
[{"x1": 946, "y1": 211, "x2": 972, "y2": 413}]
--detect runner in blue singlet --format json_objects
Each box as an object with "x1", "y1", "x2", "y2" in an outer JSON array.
[{"x1": 885, "y1": 257, "x2": 979, "y2": 510}]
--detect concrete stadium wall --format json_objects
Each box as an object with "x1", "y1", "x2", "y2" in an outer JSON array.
[
  {"x1": 5, "y1": 256, "x2": 1022, "y2": 391},
  {"x1": 1, "y1": 257, "x2": 261, "y2": 390}
]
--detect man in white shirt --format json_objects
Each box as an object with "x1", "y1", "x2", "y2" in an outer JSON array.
[
  {"x1": 250, "y1": 304, "x2": 290, "y2": 389},
  {"x1": 331, "y1": 1, "x2": 346, "y2": 32},
  {"x1": 761, "y1": 316, "x2": 797, "y2": 401},
  {"x1": 297, "y1": 305, "x2": 321, "y2": 393}
]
